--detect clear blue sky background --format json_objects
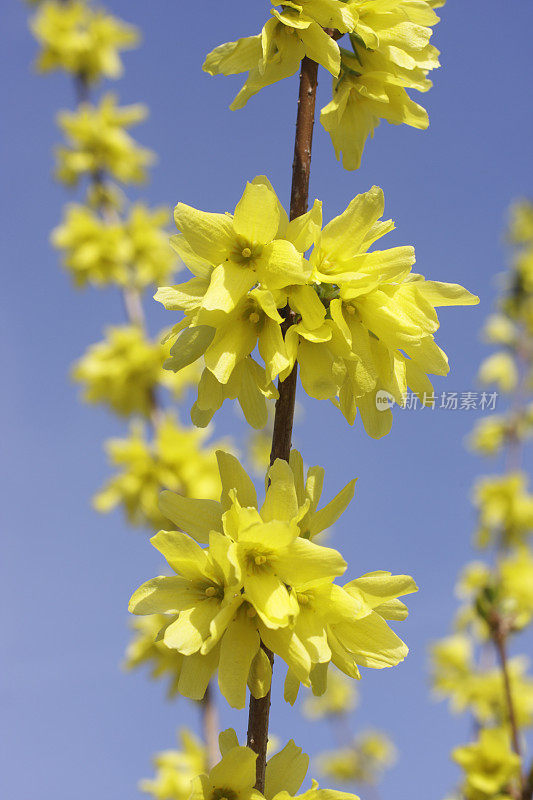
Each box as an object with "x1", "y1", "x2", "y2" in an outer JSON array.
[{"x1": 2, "y1": 1, "x2": 533, "y2": 798}]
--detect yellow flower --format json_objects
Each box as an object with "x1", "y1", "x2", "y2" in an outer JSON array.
[
  {"x1": 478, "y1": 352, "x2": 518, "y2": 394},
  {"x1": 468, "y1": 416, "x2": 512, "y2": 458},
  {"x1": 30, "y1": 0, "x2": 138, "y2": 83},
  {"x1": 284, "y1": 186, "x2": 478, "y2": 437},
  {"x1": 431, "y1": 634, "x2": 533, "y2": 728},
  {"x1": 155, "y1": 177, "x2": 319, "y2": 426},
  {"x1": 321, "y1": 1, "x2": 441, "y2": 169},
  {"x1": 141, "y1": 729, "x2": 207, "y2": 800},
  {"x1": 507, "y1": 199, "x2": 533, "y2": 246},
  {"x1": 190, "y1": 731, "x2": 360, "y2": 800},
  {"x1": 52, "y1": 204, "x2": 129, "y2": 287},
  {"x1": 482, "y1": 315, "x2": 517, "y2": 347},
  {"x1": 500, "y1": 547, "x2": 533, "y2": 629},
  {"x1": 123, "y1": 204, "x2": 177, "y2": 287},
  {"x1": 191, "y1": 358, "x2": 279, "y2": 431},
  {"x1": 72, "y1": 325, "x2": 199, "y2": 417},
  {"x1": 452, "y1": 728, "x2": 521, "y2": 800},
  {"x1": 303, "y1": 669, "x2": 357, "y2": 718},
  {"x1": 94, "y1": 416, "x2": 222, "y2": 529},
  {"x1": 55, "y1": 93, "x2": 154, "y2": 185},
  {"x1": 124, "y1": 614, "x2": 184, "y2": 698},
  {"x1": 318, "y1": 731, "x2": 395, "y2": 784},
  {"x1": 129, "y1": 451, "x2": 415, "y2": 706},
  {"x1": 473, "y1": 473, "x2": 533, "y2": 548},
  {"x1": 203, "y1": 7, "x2": 347, "y2": 110},
  {"x1": 52, "y1": 203, "x2": 177, "y2": 288},
  {"x1": 158, "y1": 183, "x2": 476, "y2": 436}
]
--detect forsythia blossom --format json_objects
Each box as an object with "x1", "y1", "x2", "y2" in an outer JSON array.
[
  {"x1": 157, "y1": 179, "x2": 477, "y2": 438},
  {"x1": 52, "y1": 203, "x2": 177, "y2": 288},
  {"x1": 94, "y1": 416, "x2": 222, "y2": 529},
  {"x1": 142, "y1": 728, "x2": 360, "y2": 800},
  {"x1": 125, "y1": 614, "x2": 184, "y2": 698},
  {"x1": 30, "y1": 0, "x2": 138, "y2": 82},
  {"x1": 55, "y1": 94, "x2": 154, "y2": 186},
  {"x1": 141, "y1": 729, "x2": 207, "y2": 800},
  {"x1": 473, "y1": 473, "x2": 533, "y2": 548},
  {"x1": 452, "y1": 728, "x2": 521, "y2": 800},
  {"x1": 203, "y1": 1, "x2": 442, "y2": 169},
  {"x1": 318, "y1": 732, "x2": 395, "y2": 786},
  {"x1": 72, "y1": 326, "x2": 199, "y2": 417},
  {"x1": 129, "y1": 450, "x2": 416, "y2": 706}
]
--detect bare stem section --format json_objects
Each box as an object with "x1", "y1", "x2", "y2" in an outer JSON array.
[
  {"x1": 201, "y1": 685, "x2": 220, "y2": 770},
  {"x1": 492, "y1": 623, "x2": 522, "y2": 761},
  {"x1": 247, "y1": 56, "x2": 320, "y2": 792}
]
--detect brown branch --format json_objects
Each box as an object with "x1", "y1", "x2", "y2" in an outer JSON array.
[
  {"x1": 247, "y1": 55, "x2": 320, "y2": 792},
  {"x1": 201, "y1": 684, "x2": 220, "y2": 770},
  {"x1": 522, "y1": 760, "x2": 533, "y2": 800},
  {"x1": 490, "y1": 617, "x2": 523, "y2": 773}
]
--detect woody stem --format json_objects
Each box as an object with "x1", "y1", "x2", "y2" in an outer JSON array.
[
  {"x1": 492, "y1": 621, "x2": 522, "y2": 764},
  {"x1": 246, "y1": 55, "x2": 319, "y2": 792}
]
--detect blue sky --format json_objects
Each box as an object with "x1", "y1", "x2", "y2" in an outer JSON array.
[{"x1": 2, "y1": 1, "x2": 533, "y2": 798}]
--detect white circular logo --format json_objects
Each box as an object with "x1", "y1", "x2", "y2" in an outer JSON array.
[{"x1": 375, "y1": 390, "x2": 394, "y2": 410}]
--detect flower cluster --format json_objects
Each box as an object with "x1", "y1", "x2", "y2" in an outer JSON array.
[
  {"x1": 95, "y1": 417, "x2": 222, "y2": 529},
  {"x1": 431, "y1": 634, "x2": 533, "y2": 727},
  {"x1": 302, "y1": 669, "x2": 395, "y2": 788},
  {"x1": 318, "y1": 732, "x2": 395, "y2": 786},
  {"x1": 143, "y1": 729, "x2": 360, "y2": 800},
  {"x1": 431, "y1": 201, "x2": 533, "y2": 800},
  {"x1": 129, "y1": 450, "x2": 416, "y2": 707},
  {"x1": 55, "y1": 93, "x2": 154, "y2": 186},
  {"x1": 72, "y1": 326, "x2": 199, "y2": 417},
  {"x1": 125, "y1": 614, "x2": 185, "y2": 699},
  {"x1": 203, "y1": 1, "x2": 443, "y2": 169},
  {"x1": 452, "y1": 728, "x2": 521, "y2": 800},
  {"x1": 473, "y1": 473, "x2": 533, "y2": 548},
  {"x1": 140, "y1": 729, "x2": 207, "y2": 800},
  {"x1": 157, "y1": 178, "x2": 477, "y2": 438},
  {"x1": 30, "y1": 0, "x2": 138, "y2": 82}
]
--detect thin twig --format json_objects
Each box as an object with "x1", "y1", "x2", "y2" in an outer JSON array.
[
  {"x1": 247, "y1": 55, "x2": 320, "y2": 792},
  {"x1": 201, "y1": 684, "x2": 220, "y2": 769},
  {"x1": 490, "y1": 616, "x2": 523, "y2": 772}
]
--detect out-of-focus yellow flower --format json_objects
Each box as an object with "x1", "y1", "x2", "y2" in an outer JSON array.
[
  {"x1": 500, "y1": 547, "x2": 533, "y2": 629},
  {"x1": 52, "y1": 203, "x2": 176, "y2": 288},
  {"x1": 124, "y1": 204, "x2": 177, "y2": 287},
  {"x1": 94, "y1": 416, "x2": 222, "y2": 529},
  {"x1": 52, "y1": 204, "x2": 128, "y2": 286},
  {"x1": 318, "y1": 731, "x2": 395, "y2": 785},
  {"x1": 140, "y1": 729, "x2": 207, "y2": 800},
  {"x1": 125, "y1": 614, "x2": 184, "y2": 698},
  {"x1": 482, "y1": 315, "x2": 517, "y2": 347},
  {"x1": 452, "y1": 728, "x2": 521, "y2": 800},
  {"x1": 303, "y1": 669, "x2": 357, "y2": 718},
  {"x1": 72, "y1": 325, "x2": 200, "y2": 417},
  {"x1": 431, "y1": 634, "x2": 533, "y2": 728},
  {"x1": 55, "y1": 94, "x2": 154, "y2": 185},
  {"x1": 473, "y1": 473, "x2": 533, "y2": 548},
  {"x1": 507, "y1": 199, "x2": 533, "y2": 247},
  {"x1": 468, "y1": 416, "x2": 511, "y2": 457},
  {"x1": 30, "y1": 0, "x2": 138, "y2": 82},
  {"x1": 321, "y1": 1, "x2": 441, "y2": 169},
  {"x1": 478, "y1": 352, "x2": 518, "y2": 394}
]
